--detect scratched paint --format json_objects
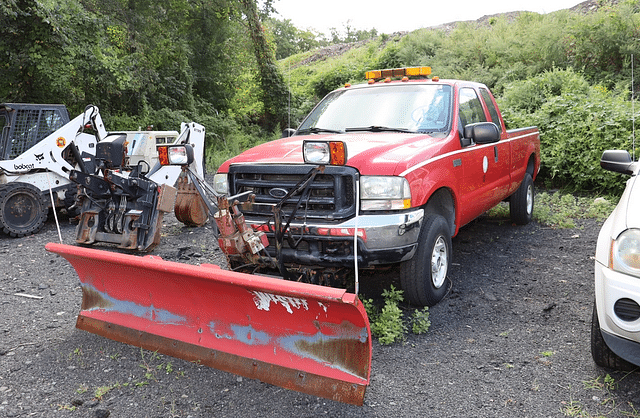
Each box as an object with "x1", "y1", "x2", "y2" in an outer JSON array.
[
  {"x1": 208, "y1": 321, "x2": 271, "y2": 345},
  {"x1": 81, "y1": 284, "x2": 187, "y2": 325},
  {"x1": 278, "y1": 321, "x2": 370, "y2": 378},
  {"x1": 206, "y1": 317, "x2": 368, "y2": 378},
  {"x1": 250, "y1": 290, "x2": 309, "y2": 314}
]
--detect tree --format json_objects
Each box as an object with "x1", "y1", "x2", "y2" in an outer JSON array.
[
  {"x1": 239, "y1": 0, "x2": 289, "y2": 131},
  {"x1": 0, "y1": 0, "x2": 70, "y2": 103}
]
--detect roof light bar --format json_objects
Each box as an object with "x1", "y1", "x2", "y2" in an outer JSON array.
[{"x1": 365, "y1": 66, "x2": 432, "y2": 81}]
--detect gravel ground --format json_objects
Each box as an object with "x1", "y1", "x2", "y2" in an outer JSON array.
[{"x1": 1, "y1": 205, "x2": 639, "y2": 417}]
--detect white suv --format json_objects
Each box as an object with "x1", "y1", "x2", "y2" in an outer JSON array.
[{"x1": 592, "y1": 150, "x2": 640, "y2": 370}]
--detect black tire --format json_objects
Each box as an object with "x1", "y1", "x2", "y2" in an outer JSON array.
[
  {"x1": 591, "y1": 301, "x2": 637, "y2": 371},
  {"x1": 0, "y1": 183, "x2": 48, "y2": 237},
  {"x1": 400, "y1": 214, "x2": 452, "y2": 307},
  {"x1": 510, "y1": 172, "x2": 534, "y2": 225}
]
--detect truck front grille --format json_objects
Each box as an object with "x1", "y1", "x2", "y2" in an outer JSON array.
[{"x1": 228, "y1": 165, "x2": 356, "y2": 223}]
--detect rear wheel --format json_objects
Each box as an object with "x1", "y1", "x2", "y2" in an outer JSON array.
[
  {"x1": 400, "y1": 214, "x2": 452, "y2": 306},
  {"x1": 0, "y1": 183, "x2": 48, "y2": 237},
  {"x1": 591, "y1": 301, "x2": 636, "y2": 371},
  {"x1": 510, "y1": 172, "x2": 534, "y2": 225}
]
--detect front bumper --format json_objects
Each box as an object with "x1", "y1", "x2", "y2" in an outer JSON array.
[
  {"x1": 595, "y1": 261, "x2": 640, "y2": 366},
  {"x1": 247, "y1": 209, "x2": 424, "y2": 268}
]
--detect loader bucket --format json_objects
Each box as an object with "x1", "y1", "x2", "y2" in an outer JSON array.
[
  {"x1": 45, "y1": 243, "x2": 372, "y2": 405},
  {"x1": 174, "y1": 174, "x2": 208, "y2": 227}
]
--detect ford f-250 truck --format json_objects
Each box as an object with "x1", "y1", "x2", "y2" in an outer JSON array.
[{"x1": 213, "y1": 66, "x2": 541, "y2": 306}]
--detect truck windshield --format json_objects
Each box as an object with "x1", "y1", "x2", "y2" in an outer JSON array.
[{"x1": 298, "y1": 84, "x2": 452, "y2": 134}]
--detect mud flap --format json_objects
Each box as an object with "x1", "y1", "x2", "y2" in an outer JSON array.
[{"x1": 46, "y1": 243, "x2": 372, "y2": 405}]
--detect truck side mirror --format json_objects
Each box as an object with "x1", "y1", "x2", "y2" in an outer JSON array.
[
  {"x1": 282, "y1": 128, "x2": 296, "y2": 138},
  {"x1": 601, "y1": 150, "x2": 637, "y2": 175},
  {"x1": 463, "y1": 122, "x2": 500, "y2": 144}
]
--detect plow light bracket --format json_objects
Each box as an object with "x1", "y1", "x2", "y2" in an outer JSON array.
[
  {"x1": 303, "y1": 140, "x2": 347, "y2": 166},
  {"x1": 158, "y1": 144, "x2": 195, "y2": 166}
]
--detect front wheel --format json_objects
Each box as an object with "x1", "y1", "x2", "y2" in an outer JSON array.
[
  {"x1": 0, "y1": 183, "x2": 48, "y2": 237},
  {"x1": 400, "y1": 214, "x2": 452, "y2": 307},
  {"x1": 510, "y1": 172, "x2": 534, "y2": 225},
  {"x1": 591, "y1": 301, "x2": 636, "y2": 371}
]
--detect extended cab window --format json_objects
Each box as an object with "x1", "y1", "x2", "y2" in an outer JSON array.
[
  {"x1": 298, "y1": 84, "x2": 453, "y2": 134},
  {"x1": 479, "y1": 88, "x2": 502, "y2": 133}
]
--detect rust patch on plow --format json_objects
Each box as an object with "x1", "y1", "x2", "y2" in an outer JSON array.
[
  {"x1": 80, "y1": 286, "x2": 114, "y2": 311},
  {"x1": 46, "y1": 242, "x2": 371, "y2": 405},
  {"x1": 77, "y1": 315, "x2": 367, "y2": 405}
]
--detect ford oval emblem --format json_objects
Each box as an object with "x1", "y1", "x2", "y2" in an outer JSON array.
[{"x1": 269, "y1": 188, "x2": 289, "y2": 199}]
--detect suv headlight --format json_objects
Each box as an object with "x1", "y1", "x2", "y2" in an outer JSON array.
[
  {"x1": 213, "y1": 173, "x2": 229, "y2": 195},
  {"x1": 360, "y1": 176, "x2": 411, "y2": 210},
  {"x1": 611, "y1": 229, "x2": 640, "y2": 278}
]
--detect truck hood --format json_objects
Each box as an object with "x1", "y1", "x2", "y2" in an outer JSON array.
[{"x1": 219, "y1": 132, "x2": 453, "y2": 176}]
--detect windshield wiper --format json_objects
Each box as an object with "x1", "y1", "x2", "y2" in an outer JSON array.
[
  {"x1": 345, "y1": 126, "x2": 415, "y2": 133},
  {"x1": 296, "y1": 127, "x2": 343, "y2": 135}
]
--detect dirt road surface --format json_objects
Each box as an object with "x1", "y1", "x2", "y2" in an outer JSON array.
[{"x1": 1, "y1": 209, "x2": 639, "y2": 417}]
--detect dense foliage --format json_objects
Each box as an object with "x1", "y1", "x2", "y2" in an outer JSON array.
[
  {"x1": 2, "y1": 0, "x2": 639, "y2": 193},
  {"x1": 281, "y1": 0, "x2": 640, "y2": 194},
  {"x1": 0, "y1": 0, "x2": 287, "y2": 168}
]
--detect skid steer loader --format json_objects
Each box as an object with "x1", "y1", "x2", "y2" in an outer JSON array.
[
  {"x1": 0, "y1": 103, "x2": 205, "y2": 238},
  {"x1": 0, "y1": 104, "x2": 107, "y2": 237},
  {"x1": 46, "y1": 139, "x2": 372, "y2": 405}
]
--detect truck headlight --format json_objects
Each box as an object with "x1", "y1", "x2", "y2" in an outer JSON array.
[
  {"x1": 158, "y1": 145, "x2": 194, "y2": 165},
  {"x1": 611, "y1": 229, "x2": 640, "y2": 278},
  {"x1": 213, "y1": 173, "x2": 229, "y2": 195},
  {"x1": 303, "y1": 141, "x2": 347, "y2": 165},
  {"x1": 360, "y1": 176, "x2": 411, "y2": 210}
]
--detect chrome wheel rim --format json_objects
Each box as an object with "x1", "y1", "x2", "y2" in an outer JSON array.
[{"x1": 431, "y1": 236, "x2": 448, "y2": 289}]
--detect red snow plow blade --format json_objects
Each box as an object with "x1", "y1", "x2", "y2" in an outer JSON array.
[{"x1": 46, "y1": 243, "x2": 371, "y2": 405}]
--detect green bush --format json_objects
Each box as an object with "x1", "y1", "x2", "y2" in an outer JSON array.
[
  {"x1": 497, "y1": 68, "x2": 635, "y2": 194},
  {"x1": 363, "y1": 286, "x2": 431, "y2": 345}
]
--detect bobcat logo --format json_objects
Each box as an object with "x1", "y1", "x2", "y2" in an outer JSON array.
[{"x1": 34, "y1": 153, "x2": 44, "y2": 162}]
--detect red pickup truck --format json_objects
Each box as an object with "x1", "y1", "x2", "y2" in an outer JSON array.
[{"x1": 214, "y1": 67, "x2": 541, "y2": 306}]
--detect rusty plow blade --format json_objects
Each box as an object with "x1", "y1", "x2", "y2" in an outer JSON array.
[{"x1": 45, "y1": 243, "x2": 372, "y2": 405}]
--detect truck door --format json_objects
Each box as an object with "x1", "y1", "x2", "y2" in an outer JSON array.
[
  {"x1": 456, "y1": 88, "x2": 510, "y2": 225},
  {"x1": 479, "y1": 87, "x2": 511, "y2": 200}
]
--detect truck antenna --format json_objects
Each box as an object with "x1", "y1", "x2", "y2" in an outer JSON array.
[
  {"x1": 633, "y1": 54, "x2": 636, "y2": 161},
  {"x1": 288, "y1": 61, "x2": 291, "y2": 131}
]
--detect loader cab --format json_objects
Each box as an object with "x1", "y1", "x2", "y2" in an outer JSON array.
[{"x1": 0, "y1": 103, "x2": 71, "y2": 160}]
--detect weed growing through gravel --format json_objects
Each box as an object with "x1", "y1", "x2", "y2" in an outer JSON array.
[
  {"x1": 363, "y1": 285, "x2": 431, "y2": 345},
  {"x1": 486, "y1": 190, "x2": 618, "y2": 228},
  {"x1": 94, "y1": 382, "x2": 120, "y2": 400},
  {"x1": 583, "y1": 374, "x2": 618, "y2": 392},
  {"x1": 558, "y1": 374, "x2": 640, "y2": 418}
]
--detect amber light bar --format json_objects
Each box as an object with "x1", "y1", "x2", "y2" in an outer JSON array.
[{"x1": 365, "y1": 66, "x2": 432, "y2": 81}]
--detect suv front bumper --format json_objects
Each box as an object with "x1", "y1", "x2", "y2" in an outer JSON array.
[{"x1": 595, "y1": 260, "x2": 640, "y2": 366}]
